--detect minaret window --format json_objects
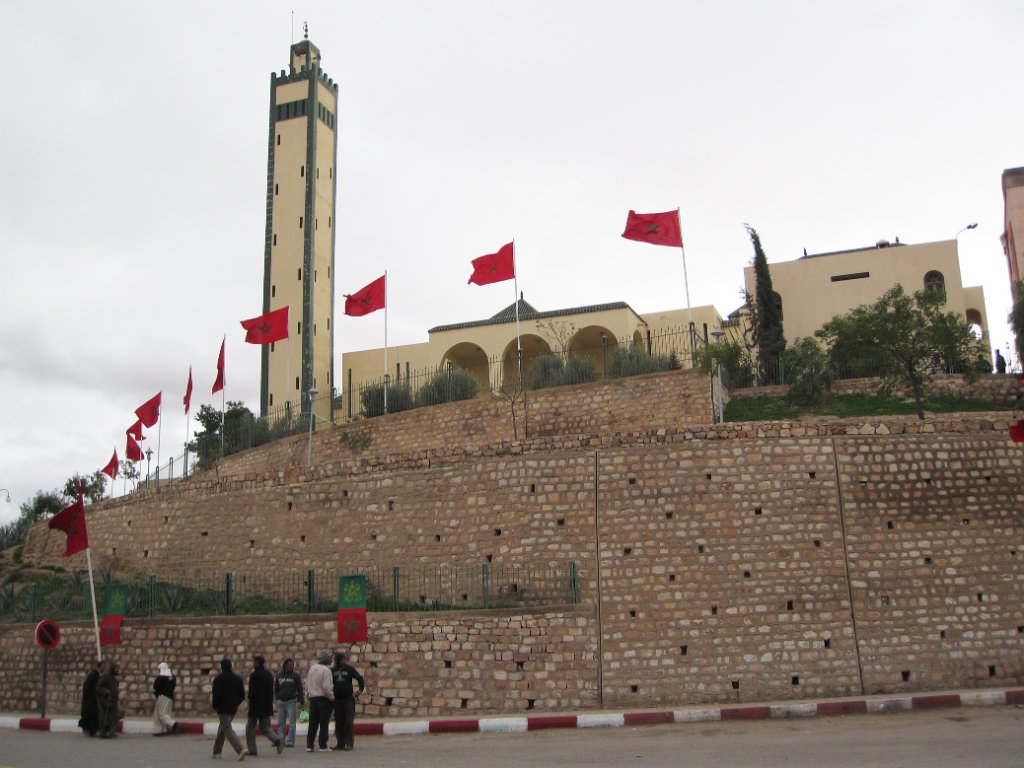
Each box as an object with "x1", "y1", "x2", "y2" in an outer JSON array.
[
  {"x1": 300, "y1": 165, "x2": 305, "y2": 177},
  {"x1": 276, "y1": 134, "x2": 281, "y2": 146},
  {"x1": 298, "y1": 268, "x2": 302, "y2": 280},
  {"x1": 299, "y1": 216, "x2": 303, "y2": 228},
  {"x1": 275, "y1": 184, "x2": 279, "y2": 195},
  {"x1": 272, "y1": 285, "x2": 276, "y2": 298}
]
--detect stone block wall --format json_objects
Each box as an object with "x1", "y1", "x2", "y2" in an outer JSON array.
[
  {"x1": 10, "y1": 365, "x2": 1024, "y2": 717},
  {"x1": 0, "y1": 607, "x2": 596, "y2": 718}
]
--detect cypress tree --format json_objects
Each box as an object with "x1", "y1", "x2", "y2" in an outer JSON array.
[{"x1": 746, "y1": 225, "x2": 786, "y2": 384}]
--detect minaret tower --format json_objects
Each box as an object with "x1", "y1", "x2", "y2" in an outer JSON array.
[{"x1": 261, "y1": 25, "x2": 338, "y2": 424}]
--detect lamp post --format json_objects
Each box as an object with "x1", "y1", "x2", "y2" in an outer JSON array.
[
  {"x1": 0, "y1": 488, "x2": 10, "y2": 503},
  {"x1": 956, "y1": 222, "x2": 978, "y2": 240},
  {"x1": 711, "y1": 327, "x2": 725, "y2": 424},
  {"x1": 307, "y1": 387, "x2": 319, "y2": 466},
  {"x1": 144, "y1": 448, "x2": 153, "y2": 489}
]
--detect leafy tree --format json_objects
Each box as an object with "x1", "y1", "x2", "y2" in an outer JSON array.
[
  {"x1": 415, "y1": 367, "x2": 479, "y2": 407},
  {"x1": 782, "y1": 338, "x2": 833, "y2": 407},
  {"x1": 62, "y1": 470, "x2": 107, "y2": 503},
  {"x1": 816, "y1": 284, "x2": 984, "y2": 419},
  {"x1": 1010, "y1": 280, "x2": 1024, "y2": 371},
  {"x1": 695, "y1": 338, "x2": 754, "y2": 389},
  {"x1": 746, "y1": 225, "x2": 786, "y2": 384},
  {"x1": 188, "y1": 401, "x2": 261, "y2": 470}
]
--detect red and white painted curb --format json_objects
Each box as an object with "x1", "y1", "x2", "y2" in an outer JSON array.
[{"x1": 3, "y1": 689, "x2": 1021, "y2": 737}]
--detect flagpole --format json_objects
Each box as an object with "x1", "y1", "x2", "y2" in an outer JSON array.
[
  {"x1": 383, "y1": 271, "x2": 389, "y2": 415},
  {"x1": 156, "y1": 393, "x2": 163, "y2": 489},
  {"x1": 676, "y1": 208, "x2": 693, "y2": 352},
  {"x1": 512, "y1": 241, "x2": 522, "y2": 391},
  {"x1": 219, "y1": 334, "x2": 226, "y2": 460},
  {"x1": 84, "y1": 547, "x2": 102, "y2": 660}
]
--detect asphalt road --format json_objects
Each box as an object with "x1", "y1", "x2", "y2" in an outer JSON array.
[{"x1": 0, "y1": 707, "x2": 1021, "y2": 768}]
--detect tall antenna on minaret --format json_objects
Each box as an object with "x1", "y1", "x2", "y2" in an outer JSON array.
[
  {"x1": 303, "y1": 21, "x2": 309, "y2": 39},
  {"x1": 291, "y1": 11, "x2": 294, "y2": 43}
]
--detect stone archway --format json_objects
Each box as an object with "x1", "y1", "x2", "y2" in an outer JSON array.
[
  {"x1": 568, "y1": 325, "x2": 617, "y2": 376},
  {"x1": 965, "y1": 308, "x2": 985, "y2": 341},
  {"x1": 500, "y1": 334, "x2": 553, "y2": 390},
  {"x1": 440, "y1": 342, "x2": 491, "y2": 395}
]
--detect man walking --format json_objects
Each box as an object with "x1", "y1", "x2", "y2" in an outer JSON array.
[
  {"x1": 274, "y1": 658, "x2": 304, "y2": 747},
  {"x1": 211, "y1": 657, "x2": 247, "y2": 760},
  {"x1": 152, "y1": 662, "x2": 179, "y2": 735},
  {"x1": 305, "y1": 650, "x2": 334, "y2": 752},
  {"x1": 246, "y1": 655, "x2": 284, "y2": 756},
  {"x1": 331, "y1": 652, "x2": 365, "y2": 751}
]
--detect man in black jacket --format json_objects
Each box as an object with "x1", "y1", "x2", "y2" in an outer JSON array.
[
  {"x1": 245, "y1": 655, "x2": 284, "y2": 756},
  {"x1": 274, "y1": 658, "x2": 304, "y2": 747},
  {"x1": 211, "y1": 658, "x2": 247, "y2": 760},
  {"x1": 331, "y1": 652, "x2": 365, "y2": 751}
]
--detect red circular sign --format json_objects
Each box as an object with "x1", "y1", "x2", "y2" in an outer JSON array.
[{"x1": 35, "y1": 620, "x2": 60, "y2": 650}]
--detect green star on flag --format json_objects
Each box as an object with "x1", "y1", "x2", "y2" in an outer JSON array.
[
  {"x1": 101, "y1": 584, "x2": 128, "y2": 646},
  {"x1": 337, "y1": 574, "x2": 368, "y2": 643}
]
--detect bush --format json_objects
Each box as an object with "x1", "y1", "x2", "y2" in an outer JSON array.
[
  {"x1": 359, "y1": 382, "x2": 414, "y2": 418},
  {"x1": 415, "y1": 368, "x2": 480, "y2": 407},
  {"x1": 783, "y1": 338, "x2": 833, "y2": 407},
  {"x1": 695, "y1": 339, "x2": 754, "y2": 389},
  {"x1": 606, "y1": 346, "x2": 673, "y2": 378},
  {"x1": 528, "y1": 356, "x2": 567, "y2": 389}
]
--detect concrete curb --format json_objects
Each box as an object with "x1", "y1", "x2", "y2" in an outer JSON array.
[{"x1": 4, "y1": 688, "x2": 1021, "y2": 737}]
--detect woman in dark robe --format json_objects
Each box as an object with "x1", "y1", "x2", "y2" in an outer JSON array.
[{"x1": 78, "y1": 660, "x2": 106, "y2": 736}]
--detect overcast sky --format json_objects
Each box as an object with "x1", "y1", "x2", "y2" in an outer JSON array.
[{"x1": 1, "y1": 1, "x2": 1020, "y2": 524}]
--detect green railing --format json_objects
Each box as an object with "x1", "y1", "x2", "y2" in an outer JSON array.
[{"x1": 0, "y1": 561, "x2": 579, "y2": 625}]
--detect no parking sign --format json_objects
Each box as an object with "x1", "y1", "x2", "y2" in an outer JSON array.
[{"x1": 34, "y1": 619, "x2": 60, "y2": 650}]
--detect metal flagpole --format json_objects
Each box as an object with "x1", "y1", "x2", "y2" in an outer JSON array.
[
  {"x1": 219, "y1": 335, "x2": 226, "y2": 460},
  {"x1": 676, "y1": 208, "x2": 694, "y2": 353},
  {"x1": 512, "y1": 241, "x2": 522, "y2": 390},
  {"x1": 383, "y1": 271, "x2": 389, "y2": 414},
  {"x1": 84, "y1": 547, "x2": 102, "y2": 660},
  {"x1": 156, "y1": 394, "x2": 163, "y2": 488}
]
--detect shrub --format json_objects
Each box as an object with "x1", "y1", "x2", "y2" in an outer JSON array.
[
  {"x1": 359, "y1": 382, "x2": 414, "y2": 418},
  {"x1": 783, "y1": 337, "x2": 833, "y2": 407},
  {"x1": 416, "y1": 368, "x2": 480, "y2": 407},
  {"x1": 606, "y1": 346, "x2": 673, "y2": 378}
]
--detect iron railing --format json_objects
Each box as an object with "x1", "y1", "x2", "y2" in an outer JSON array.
[{"x1": 0, "y1": 561, "x2": 580, "y2": 625}]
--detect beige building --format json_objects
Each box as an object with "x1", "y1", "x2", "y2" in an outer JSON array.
[
  {"x1": 1002, "y1": 166, "x2": 1024, "y2": 290},
  {"x1": 260, "y1": 36, "x2": 338, "y2": 424},
  {"x1": 339, "y1": 299, "x2": 724, "y2": 419},
  {"x1": 742, "y1": 238, "x2": 988, "y2": 345}
]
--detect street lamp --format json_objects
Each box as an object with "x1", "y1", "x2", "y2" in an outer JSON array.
[
  {"x1": 307, "y1": 387, "x2": 319, "y2": 466},
  {"x1": 144, "y1": 448, "x2": 153, "y2": 489},
  {"x1": 0, "y1": 488, "x2": 10, "y2": 503},
  {"x1": 711, "y1": 327, "x2": 725, "y2": 424},
  {"x1": 956, "y1": 222, "x2": 978, "y2": 238}
]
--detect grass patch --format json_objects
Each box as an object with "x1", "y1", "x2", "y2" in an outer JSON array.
[
  {"x1": 726, "y1": 393, "x2": 1011, "y2": 422},
  {"x1": 724, "y1": 396, "x2": 800, "y2": 422}
]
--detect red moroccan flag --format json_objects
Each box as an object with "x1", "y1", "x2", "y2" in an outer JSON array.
[
  {"x1": 126, "y1": 433, "x2": 143, "y2": 462},
  {"x1": 344, "y1": 275, "x2": 386, "y2": 317},
  {"x1": 135, "y1": 392, "x2": 162, "y2": 428},
  {"x1": 621, "y1": 209, "x2": 682, "y2": 247},
  {"x1": 48, "y1": 488, "x2": 88, "y2": 557},
  {"x1": 184, "y1": 367, "x2": 193, "y2": 414},
  {"x1": 100, "y1": 614, "x2": 123, "y2": 646},
  {"x1": 126, "y1": 419, "x2": 144, "y2": 441},
  {"x1": 241, "y1": 306, "x2": 290, "y2": 344},
  {"x1": 468, "y1": 242, "x2": 515, "y2": 286},
  {"x1": 1010, "y1": 419, "x2": 1024, "y2": 443},
  {"x1": 101, "y1": 450, "x2": 118, "y2": 480},
  {"x1": 212, "y1": 338, "x2": 225, "y2": 394}
]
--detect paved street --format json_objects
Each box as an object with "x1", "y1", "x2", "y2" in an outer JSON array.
[{"x1": 0, "y1": 706, "x2": 1022, "y2": 768}]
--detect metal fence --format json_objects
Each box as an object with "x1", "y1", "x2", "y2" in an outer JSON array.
[
  {"x1": 345, "y1": 324, "x2": 709, "y2": 420},
  {"x1": 0, "y1": 561, "x2": 579, "y2": 625}
]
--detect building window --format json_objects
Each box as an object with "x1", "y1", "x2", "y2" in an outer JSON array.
[
  {"x1": 276, "y1": 134, "x2": 281, "y2": 146},
  {"x1": 924, "y1": 270, "x2": 945, "y2": 295},
  {"x1": 316, "y1": 167, "x2": 320, "y2": 179},
  {"x1": 275, "y1": 183, "x2": 279, "y2": 195},
  {"x1": 273, "y1": 234, "x2": 277, "y2": 246},
  {"x1": 269, "y1": 393, "x2": 274, "y2": 405},
  {"x1": 270, "y1": 342, "x2": 275, "y2": 352},
  {"x1": 300, "y1": 165, "x2": 305, "y2": 177},
  {"x1": 295, "y1": 377, "x2": 300, "y2": 391},
  {"x1": 297, "y1": 322, "x2": 302, "y2": 335},
  {"x1": 272, "y1": 285, "x2": 276, "y2": 298},
  {"x1": 299, "y1": 216, "x2": 303, "y2": 229}
]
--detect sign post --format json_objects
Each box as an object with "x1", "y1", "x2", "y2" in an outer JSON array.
[{"x1": 34, "y1": 620, "x2": 60, "y2": 718}]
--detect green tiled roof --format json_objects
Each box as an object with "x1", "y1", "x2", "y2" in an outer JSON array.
[{"x1": 428, "y1": 300, "x2": 637, "y2": 334}]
